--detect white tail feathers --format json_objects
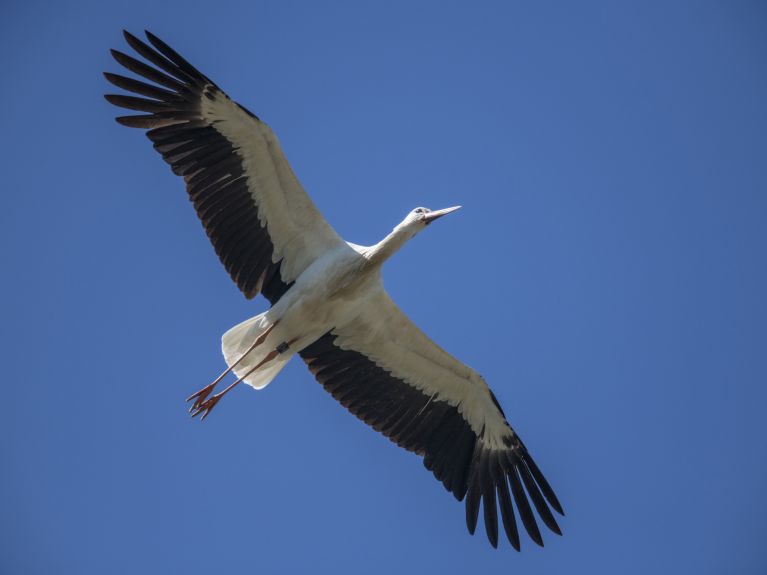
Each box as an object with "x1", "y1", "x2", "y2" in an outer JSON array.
[{"x1": 221, "y1": 312, "x2": 293, "y2": 390}]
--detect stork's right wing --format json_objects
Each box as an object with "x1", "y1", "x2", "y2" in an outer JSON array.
[{"x1": 105, "y1": 31, "x2": 345, "y2": 303}]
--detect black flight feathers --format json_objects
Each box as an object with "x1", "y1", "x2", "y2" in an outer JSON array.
[
  {"x1": 104, "y1": 30, "x2": 286, "y2": 302},
  {"x1": 105, "y1": 30, "x2": 564, "y2": 549},
  {"x1": 300, "y1": 333, "x2": 564, "y2": 549}
]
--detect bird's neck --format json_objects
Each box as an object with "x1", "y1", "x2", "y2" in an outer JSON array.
[{"x1": 365, "y1": 226, "x2": 413, "y2": 266}]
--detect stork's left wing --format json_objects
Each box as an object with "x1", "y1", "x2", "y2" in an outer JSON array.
[{"x1": 299, "y1": 287, "x2": 564, "y2": 549}]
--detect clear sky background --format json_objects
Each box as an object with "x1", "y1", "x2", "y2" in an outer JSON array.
[{"x1": 2, "y1": 1, "x2": 766, "y2": 573}]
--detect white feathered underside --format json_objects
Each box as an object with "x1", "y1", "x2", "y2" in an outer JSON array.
[
  {"x1": 200, "y1": 90, "x2": 344, "y2": 283},
  {"x1": 221, "y1": 313, "x2": 292, "y2": 390},
  {"x1": 332, "y1": 286, "x2": 513, "y2": 450}
]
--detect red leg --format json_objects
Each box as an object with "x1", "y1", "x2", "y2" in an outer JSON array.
[
  {"x1": 186, "y1": 321, "x2": 279, "y2": 411},
  {"x1": 190, "y1": 337, "x2": 300, "y2": 421}
]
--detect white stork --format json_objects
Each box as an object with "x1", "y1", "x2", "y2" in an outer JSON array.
[{"x1": 104, "y1": 30, "x2": 564, "y2": 549}]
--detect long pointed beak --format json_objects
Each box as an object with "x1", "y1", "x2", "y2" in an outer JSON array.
[{"x1": 423, "y1": 205, "x2": 461, "y2": 224}]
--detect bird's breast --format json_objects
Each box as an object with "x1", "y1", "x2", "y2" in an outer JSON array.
[{"x1": 274, "y1": 247, "x2": 376, "y2": 331}]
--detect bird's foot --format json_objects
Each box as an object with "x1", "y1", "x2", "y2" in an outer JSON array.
[
  {"x1": 187, "y1": 336, "x2": 300, "y2": 422},
  {"x1": 190, "y1": 393, "x2": 222, "y2": 421},
  {"x1": 185, "y1": 321, "x2": 282, "y2": 414},
  {"x1": 186, "y1": 381, "x2": 217, "y2": 412}
]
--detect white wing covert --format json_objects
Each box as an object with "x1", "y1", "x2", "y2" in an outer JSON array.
[
  {"x1": 299, "y1": 288, "x2": 564, "y2": 549},
  {"x1": 105, "y1": 31, "x2": 564, "y2": 549},
  {"x1": 105, "y1": 31, "x2": 342, "y2": 302}
]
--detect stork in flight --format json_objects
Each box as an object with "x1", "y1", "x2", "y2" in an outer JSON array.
[{"x1": 104, "y1": 30, "x2": 564, "y2": 549}]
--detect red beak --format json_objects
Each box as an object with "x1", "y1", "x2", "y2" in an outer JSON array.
[{"x1": 423, "y1": 206, "x2": 462, "y2": 224}]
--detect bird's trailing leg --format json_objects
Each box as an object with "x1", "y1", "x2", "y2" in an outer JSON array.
[
  {"x1": 190, "y1": 336, "x2": 300, "y2": 421},
  {"x1": 186, "y1": 321, "x2": 279, "y2": 412}
]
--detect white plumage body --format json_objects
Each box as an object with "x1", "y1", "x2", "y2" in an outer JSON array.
[
  {"x1": 222, "y1": 242, "x2": 371, "y2": 390},
  {"x1": 223, "y1": 234, "x2": 511, "y2": 450},
  {"x1": 105, "y1": 30, "x2": 564, "y2": 550}
]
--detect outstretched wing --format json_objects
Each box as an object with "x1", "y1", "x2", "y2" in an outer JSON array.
[
  {"x1": 299, "y1": 287, "x2": 564, "y2": 549},
  {"x1": 104, "y1": 31, "x2": 343, "y2": 302}
]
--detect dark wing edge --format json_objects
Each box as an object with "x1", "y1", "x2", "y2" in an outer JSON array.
[
  {"x1": 104, "y1": 30, "x2": 289, "y2": 303},
  {"x1": 299, "y1": 333, "x2": 564, "y2": 550}
]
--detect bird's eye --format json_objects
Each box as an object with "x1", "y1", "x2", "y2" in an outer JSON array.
[{"x1": 414, "y1": 208, "x2": 424, "y2": 214}]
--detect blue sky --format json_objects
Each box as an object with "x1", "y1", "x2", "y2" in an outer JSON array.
[{"x1": 2, "y1": 1, "x2": 766, "y2": 573}]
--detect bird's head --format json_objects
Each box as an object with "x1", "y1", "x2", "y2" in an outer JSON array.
[
  {"x1": 374, "y1": 205, "x2": 462, "y2": 264},
  {"x1": 402, "y1": 205, "x2": 462, "y2": 233}
]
